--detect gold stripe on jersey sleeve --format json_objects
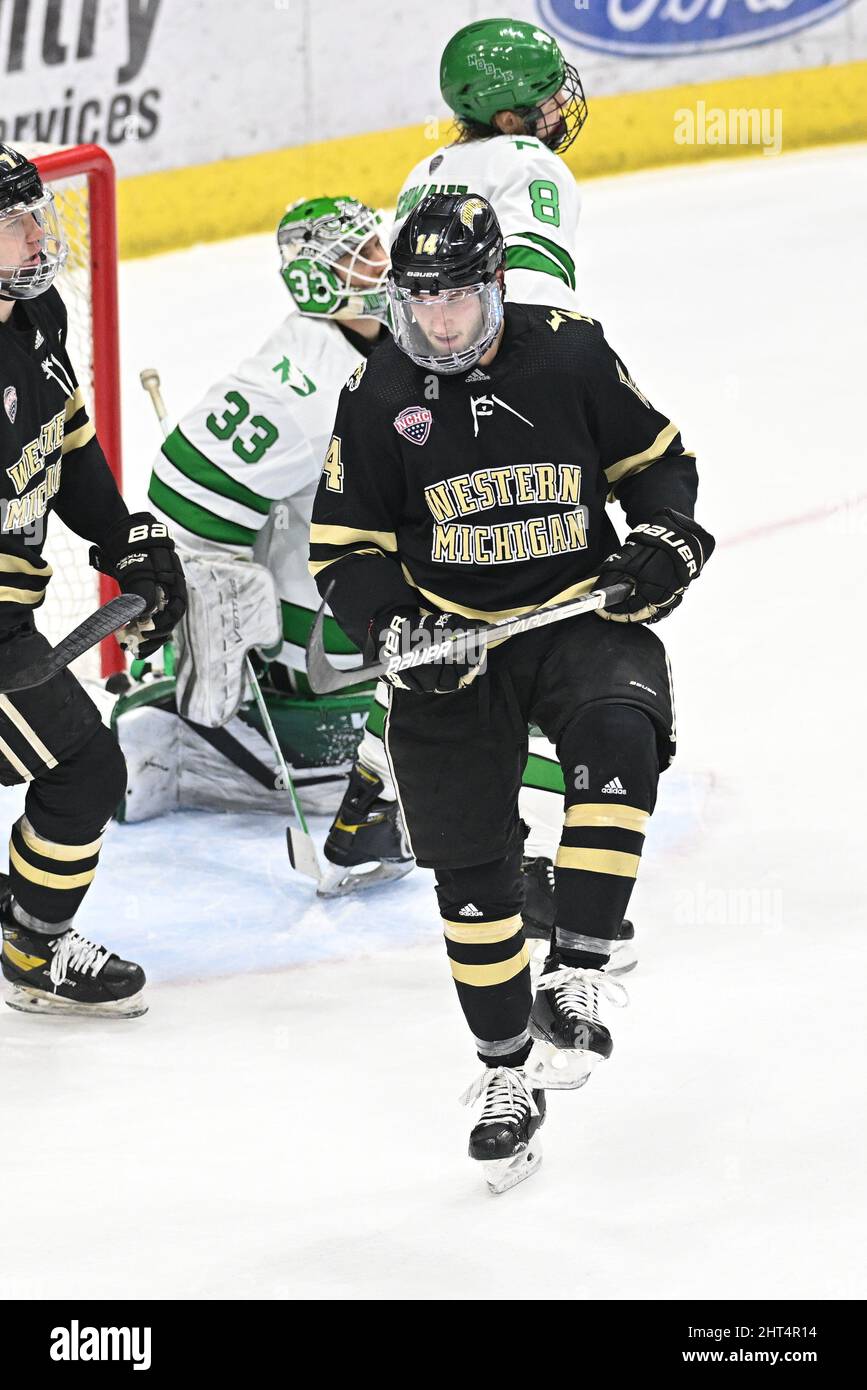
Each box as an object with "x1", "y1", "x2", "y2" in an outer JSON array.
[
  {"x1": 555, "y1": 846, "x2": 641, "y2": 878},
  {"x1": 0, "y1": 554, "x2": 53, "y2": 578},
  {"x1": 442, "y1": 915, "x2": 522, "y2": 945},
  {"x1": 63, "y1": 386, "x2": 86, "y2": 421},
  {"x1": 400, "y1": 565, "x2": 597, "y2": 624},
  {"x1": 309, "y1": 546, "x2": 389, "y2": 577},
  {"x1": 310, "y1": 524, "x2": 398, "y2": 552},
  {"x1": 605, "y1": 422, "x2": 680, "y2": 487},
  {"x1": 61, "y1": 419, "x2": 96, "y2": 455},
  {"x1": 9, "y1": 843, "x2": 96, "y2": 891},
  {"x1": 0, "y1": 586, "x2": 48, "y2": 605},
  {"x1": 564, "y1": 803, "x2": 650, "y2": 832},
  {"x1": 0, "y1": 696, "x2": 57, "y2": 768}
]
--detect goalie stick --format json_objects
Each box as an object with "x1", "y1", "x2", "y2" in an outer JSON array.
[
  {"x1": 139, "y1": 367, "x2": 322, "y2": 883},
  {"x1": 0, "y1": 594, "x2": 146, "y2": 694},
  {"x1": 305, "y1": 581, "x2": 634, "y2": 696}
]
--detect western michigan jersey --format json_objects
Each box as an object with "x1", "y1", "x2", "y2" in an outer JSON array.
[
  {"x1": 149, "y1": 311, "x2": 386, "y2": 674},
  {"x1": 309, "y1": 303, "x2": 698, "y2": 648},
  {"x1": 393, "y1": 135, "x2": 581, "y2": 310},
  {"x1": 0, "y1": 286, "x2": 126, "y2": 628}
]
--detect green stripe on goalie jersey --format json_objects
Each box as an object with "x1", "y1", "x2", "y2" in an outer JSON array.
[
  {"x1": 148, "y1": 473, "x2": 258, "y2": 547},
  {"x1": 523, "y1": 751, "x2": 565, "y2": 796},
  {"x1": 505, "y1": 244, "x2": 570, "y2": 286},
  {"x1": 511, "y1": 231, "x2": 576, "y2": 290},
  {"x1": 161, "y1": 428, "x2": 274, "y2": 515},
  {"x1": 281, "y1": 600, "x2": 359, "y2": 657}
]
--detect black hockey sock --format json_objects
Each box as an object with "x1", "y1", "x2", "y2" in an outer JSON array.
[
  {"x1": 555, "y1": 704, "x2": 660, "y2": 968},
  {"x1": 10, "y1": 723, "x2": 127, "y2": 927},
  {"x1": 436, "y1": 851, "x2": 532, "y2": 1067}
]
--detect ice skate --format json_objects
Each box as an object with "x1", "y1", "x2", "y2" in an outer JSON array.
[
  {"x1": 1, "y1": 890, "x2": 147, "y2": 1019},
  {"x1": 318, "y1": 760, "x2": 414, "y2": 897},
  {"x1": 526, "y1": 960, "x2": 628, "y2": 1090},
  {"x1": 461, "y1": 1066, "x2": 546, "y2": 1194},
  {"x1": 521, "y1": 856, "x2": 638, "y2": 976}
]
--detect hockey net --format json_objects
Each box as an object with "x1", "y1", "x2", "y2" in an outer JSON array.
[{"x1": 22, "y1": 144, "x2": 124, "y2": 681}]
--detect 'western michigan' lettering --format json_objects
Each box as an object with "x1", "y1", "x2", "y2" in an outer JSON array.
[
  {"x1": 425, "y1": 462, "x2": 581, "y2": 522},
  {"x1": 431, "y1": 509, "x2": 588, "y2": 565},
  {"x1": 2, "y1": 463, "x2": 62, "y2": 531},
  {"x1": 6, "y1": 410, "x2": 65, "y2": 494}
]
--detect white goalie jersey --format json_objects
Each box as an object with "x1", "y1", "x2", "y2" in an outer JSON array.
[
  {"x1": 148, "y1": 310, "x2": 375, "y2": 676},
  {"x1": 393, "y1": 134, "x2": 582, "y2": 310}
]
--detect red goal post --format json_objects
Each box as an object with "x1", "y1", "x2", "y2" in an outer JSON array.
[{"x1": 29, "y1": 143, "x2": 125, "y2": 679}]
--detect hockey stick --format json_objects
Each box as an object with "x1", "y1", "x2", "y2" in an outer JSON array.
[
  {"x1": 0, "y1": 594, "x2": 146, "y2": 694},
  {"x1": 139, "y1": 367, "x2": 322, "y2": 882},
  {"x1": 305, "y1": 580, "x2": 634, "y2": 696}
]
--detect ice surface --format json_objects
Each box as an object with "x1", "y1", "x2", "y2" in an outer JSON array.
[{"x1": 1, "y1": 146, "x2": 865, "y2": 1299}]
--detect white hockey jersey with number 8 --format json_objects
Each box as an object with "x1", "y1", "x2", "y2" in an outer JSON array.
[{"x1": 393, "y1": 134, "x2": 581, "y2": 310}]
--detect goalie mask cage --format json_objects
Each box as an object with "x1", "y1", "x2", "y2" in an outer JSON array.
[{"x1": 24, "y1": 143, "x2": 124, "y2": 680}]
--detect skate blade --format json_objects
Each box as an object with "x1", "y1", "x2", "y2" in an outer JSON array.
[
  {"x1": 525, "y1": 1041, "x2": 601, "y2": 1091},
  {"x1": 5, "y1": 985, "x2": 148, "y2": 1020},
  {"x1": 316, "y1": 858, "x2": 414, "y2": 898},
  {"x1": 478, "y1": 1141, "x2": 543, "y2": 1195},
  {"x1": 606, "y1": 942, "x2": 638, "y2": 977}
]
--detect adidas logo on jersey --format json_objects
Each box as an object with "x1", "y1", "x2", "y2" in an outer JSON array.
[
  {"x1": 464, "y1": 367, "x2": 490, "y2": 382},
  {"x1": 458, "y1": 903, "x2": 483, "y2": 917},
  {"x1": 601, "y1": 777, "x2": 627, "y2": 795},
  {"x1": 34, "y1": 329, "x2": 44, "y2": 349}
]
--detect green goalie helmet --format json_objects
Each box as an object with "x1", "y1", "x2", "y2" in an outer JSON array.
[
  {"x1": 440, "y1": 19, "x2": 587, "y2": 153},
  {"x1": 277, "y1": 195, "x2": 389, "y2": 325}
]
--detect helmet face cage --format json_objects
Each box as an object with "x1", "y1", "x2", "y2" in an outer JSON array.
[
  {"x1": 523, "y1": 61, "x2": 587, "y2": 154},
  {"x1": 278, "y1": 198, "x2": 389, "y2": 323},
  {"x1": 387, "y1": 279, "x2": 504, "y2": 376},
  {"x1": 0, "y1": 190, "x2": 67, "y2": 300}
]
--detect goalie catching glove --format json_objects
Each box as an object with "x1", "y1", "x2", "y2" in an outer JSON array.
[
  {"x1": 91, "y1": 512, "x2": 187, "y2": 658},
  {"x1": 596, "y1": 508, "x2": 715, "y2": 625},
  {"x1": 372, "y1": 608, "x2": 484, "y2": 694}
]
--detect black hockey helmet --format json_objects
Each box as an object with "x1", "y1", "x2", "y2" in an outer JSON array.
[
  {"x1": 388, "y1": 192, "x2": 505, "y2": 374},
  {"x1": 0, "y1": 144, "x2": 67, "y2": 300}
]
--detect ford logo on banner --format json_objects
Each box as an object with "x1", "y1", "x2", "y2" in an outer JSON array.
[{"x1": 536, "y1": 0, "x2": 856, "y2": 58}]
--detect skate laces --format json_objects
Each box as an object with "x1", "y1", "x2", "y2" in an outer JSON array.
[
  {"x1": 536, "y1": 967, "x2": 629, "y2": 1021},
  {"x1": 459, "y1": 1066, "x2": 539, "y2": 1121},
  {"x1": 48, "y1": 929, "x2": 111, "y2": 988}
]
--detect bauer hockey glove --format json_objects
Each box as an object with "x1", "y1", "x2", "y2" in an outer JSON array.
[
  {"x1": 371, "y1": 609, "x2": 485, "y2": 694},
  {"x1": 595, "y1": 508, "x2": 715, "y2": 625},
  {"x1": 91, "y1": 512, "x2": 187, "y2": 658}
]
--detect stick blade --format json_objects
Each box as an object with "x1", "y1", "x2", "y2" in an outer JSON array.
[
  {"x1": 286, "y1": 826, "x2": 322, "y2": 882},
  {"x1": 304, "y1": 589, "x2": 381, "y2": 695}
]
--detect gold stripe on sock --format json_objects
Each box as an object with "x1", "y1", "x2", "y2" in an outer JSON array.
[
  {"x1": 9, "y1": 843, "x2": 97, "y2": 891},
  {"x1": 19, "y1": 817, "x2": 103, "y2": 862},
  {"x1": 449, "y1": 944, "x2": 530, "y2": 987},
  {"x1": 555, "y1": 846, "x2": 641, "y2": 879},
  {"x1": 564, "y1": 803, "x2": 649, "y2": 832},
  {"x1": 442, "y1": 915, "x2": 522, "y2": 945}
]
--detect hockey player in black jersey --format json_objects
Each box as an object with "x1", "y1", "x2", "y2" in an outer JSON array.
[
  {"x1": 0, "y1": 145, "x2": 186, "y2": 1017},
  {"x1": 309, "y1": 193, "x2": 713, "y2": 1191}
]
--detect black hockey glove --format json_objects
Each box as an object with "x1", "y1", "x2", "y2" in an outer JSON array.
[
  {"x1": 370, "y1": 608, "x2": 484, "y2": 694},
  {"x1": 596, "y1": 508, "x2": 715, "y2": 625},
  {"x1": 91, "y1": 512, "x2": 187, "y2": 658}
]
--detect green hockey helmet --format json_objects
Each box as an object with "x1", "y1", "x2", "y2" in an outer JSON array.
[
  {"x1": 440, "y1": 19, "x2": 587, "y2": 153},
  {"x1": 0, "y1": 144, "x2": 68, "y2": 300},
  {"x1": 277, "y1": 195, "x2": 389, "y2": 324}
]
